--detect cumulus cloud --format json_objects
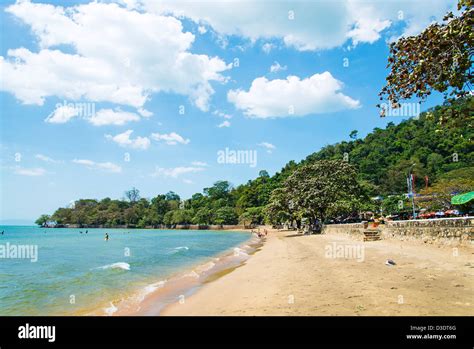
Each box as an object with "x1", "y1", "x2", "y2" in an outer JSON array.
[
  {"x1": 88, "y1": 109, "x2": 141, "y2": 126},
  {"x1": 346, "y1": 2, "x2": 391, "y2": 46},
  {"x1": 228, "y1": 72, "x2": 360, "y2": 118},
  {"x1": 151, "y1": 166, "x2": 204, "y2": 178},
  {"x1": 105, "y1": 130, "x2": 150, "y2": 150},
  {"x1": 72, "y1": 159, "x2": 122, "y2": 173},
  {"x1": 150, "y1": 132, "x2": 190, "y2": 145},
  {"x1": 14, "y1": 167, "x2": 46, "y2": 176},
  {"x1": 1, "y1": 1, "x2": 231, "y2": 111},
  {"x1": 140, "y1": 0, "x2": 454, "y2": 51}
]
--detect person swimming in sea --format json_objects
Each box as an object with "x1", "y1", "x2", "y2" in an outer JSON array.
[
  {"x1": 85, "y1": 230, "x2": 88, "y2": 234},
  {"x1": 105, "y1": 233, "x2": 109, "y2": 241},
  {"x1": 0, "y1": 230, "x2": 4, "y2": 235}
]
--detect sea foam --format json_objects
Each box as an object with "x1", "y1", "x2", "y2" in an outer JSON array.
[{"x1": 96, "y1": 262, "x2": 130, "y2": 271}]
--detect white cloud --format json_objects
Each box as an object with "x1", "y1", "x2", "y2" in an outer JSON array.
[
  {"x1": 346, "y1": 3, "x2": 391, "y2": 46},
  {"x1": 183, "y1": 178, "x2": 193, "y2": 184},
  {"x1": 35, "y1": 154, "x2": 61, "y2": 163},
  {"x1": 198, "y1": 25, "x2": 207, "y2": 34},
  {"x1": 105, "y1": 130, "x2": 150, "y2": 150},
  {"x1": 140, "y1": 0, "x2": 454, "y2": 51},
  {"x1": 270, "y1": 61, "x2": 287, "y2": 73},
  {"x1": 137, "y1": 108, "x2": 153, "y2": 118},
  {"x1": 14, "y1": 167, "x2": 46, "y2": 176},
  {"x1": 150, "y1": 132, "x2": 190, "y2": 145},
  {"x1": 88, "y1": 109, "x2": 141, "y2": 126},
  {"x1": 141, "y1": 0, "x2": 350, "y2": 51},
  {"x1": 72, "y1": 159, "x2": 122, "y2": 173},
  {"x1": 258, "y1": 142, "x2": 276, "y2": 154},
  {"x1": 1, "y1": 1, "x2": 231, "y2": 111},
  {"x1": 217, "y1": 120, "x2": 231, "y2": 128},
  {"x1": 45, "y1": 105, "x2": 80, "y2": 124},
  {"x1": 213, "y1": 110, "x2": 232, "y2": 119},
  {"x1": 262, "y1": 43, "x2": 276, "y2": 54},
  {"x1": 228, "y1": 72, "x2": 360, "y2": 118},
  {"x1": 191, "y1": 161, "x2": 208, "y2": 167},
  {"x1": 151, "y1": 166, "x2": 204, "y2": 178}
]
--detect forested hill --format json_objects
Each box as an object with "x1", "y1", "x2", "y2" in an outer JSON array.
[
  {"x1": 38, "y1": 97, "x2": 473, "y2": 227},
  {"x1": 299, "y1": 97, "x2": 473, "y2": 195}
]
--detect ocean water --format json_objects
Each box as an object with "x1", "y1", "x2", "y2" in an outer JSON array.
[{"x1": 0, "y1": 226, "x2": 250, "y2": 315}]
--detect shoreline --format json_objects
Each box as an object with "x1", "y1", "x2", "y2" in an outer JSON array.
[
  {"x1": 79, "y1": 228, "x2": 262, "y2": 316},
  {"x1": 159, "y1": 228, "x2": 473, "y2": 316},
  {"x1": 38, "y1": 225, "x2": 254, "y2": 231}
]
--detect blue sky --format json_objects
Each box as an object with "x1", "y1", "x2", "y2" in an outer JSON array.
[{"x1": 0, "y1": 0, "x2": 453, "y2": 222}]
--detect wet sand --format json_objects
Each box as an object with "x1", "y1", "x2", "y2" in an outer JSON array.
[{"x1": 159, "y1": 229, "x2": 473, "y2": 316}]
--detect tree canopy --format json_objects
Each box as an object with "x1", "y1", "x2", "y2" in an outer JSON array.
[{"x1": 379, "y1": 0, "x2": 473, "y2": 123}]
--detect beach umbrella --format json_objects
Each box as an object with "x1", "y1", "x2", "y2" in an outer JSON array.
[
  {"x1": 445, "y1": 209, "x2": 460, "y2": 216},
  {"x1": 451, "y1": 191, "x2": 474, "y2": 205}
]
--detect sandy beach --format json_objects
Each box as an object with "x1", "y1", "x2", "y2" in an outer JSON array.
[{"x1": 160, "y1": 228, "x2": 473, "y2": 316}]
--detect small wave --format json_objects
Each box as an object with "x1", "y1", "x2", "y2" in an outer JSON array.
[
  {"x1": 169, "y1": 246, "x2": 190, "y2": 255},
  {"x1": 96, "y1": 262, "x2": 130, "y2": 271},
  {"x1": 143, "y1": 280, "x2": 166, "y2": 296},
  {"x1": 196, "y1": 262, "x2": 215, "y2": 273},
  {"x1": 182, "y1": 270, "x2": 200, "y2": 279},
  {"x1": 104, "y1": 302, "x2": 118, "y2": 316},
  {"x1": 233, "y1": 247, "x2": 248, "y2": 257}
]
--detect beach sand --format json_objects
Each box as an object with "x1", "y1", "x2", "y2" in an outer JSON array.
[{"x1": 159, "y1": 228, "x2": 473, "y2": 316}]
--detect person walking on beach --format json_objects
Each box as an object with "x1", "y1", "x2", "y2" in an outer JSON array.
[{"x1": 105, "y1": 233, "x2": 109, "y2": 241}]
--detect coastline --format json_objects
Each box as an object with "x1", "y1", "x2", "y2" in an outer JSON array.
[
  {"x1": 80, "y1": 228, "x2": 261, "y2": 316},
  {"x1": 159, "y1": 228, "x2": 473, "y2": 316}
]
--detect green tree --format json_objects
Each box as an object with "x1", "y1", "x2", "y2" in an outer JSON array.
[
  {"x1": 193, "y1": 207, "x2": 213, "y2": 225},
  {"x1": 283, "y1": 160, "x2": 365, "y2": 224},
  {"x1": 379, "y1": 0, "x2": 473, "y2": 122},
  {"x1": 214, "y1": 207, "x2": 238, "y2": 225},
  {"x1": 420, "y1": 167, "x2": 474, "y2": 210},
  {"x1": 239, "y1": 207, "x2": 264, "y2": 225},
  {"x1": 204, "y1": 181, "x2": 233, "y2": 201},
  {"x1": 124, "y1": 187, "x2": 140, "y2": 204},
  {"x1": 35, "y1": 214, "x2": 51, "y2": 227}
]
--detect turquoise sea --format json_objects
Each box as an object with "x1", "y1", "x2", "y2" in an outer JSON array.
[{"x1": 0, "y1": 226, "x2": 251, "y2": 315}]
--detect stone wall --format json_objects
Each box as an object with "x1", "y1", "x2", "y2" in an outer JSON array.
[
  {"x1": 323, "y1": 217, "x2": 474, "y2": 246},
  {"x1": 322, "y1": 223, "x2": 366, "y2": 240}
]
